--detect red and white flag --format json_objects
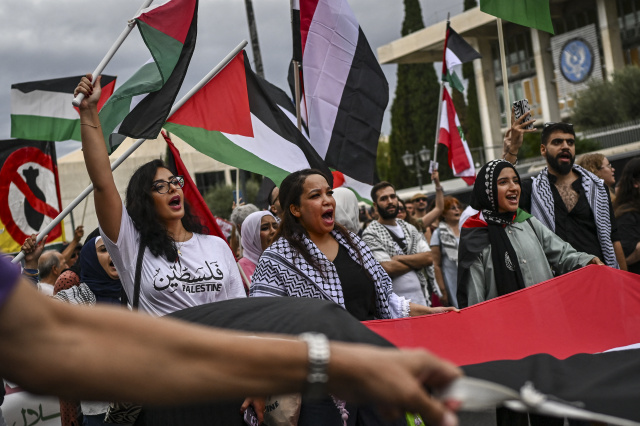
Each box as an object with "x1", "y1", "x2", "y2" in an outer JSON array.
[{"x1": 438, "y1": 87, "x2": 476, "y2": 185}]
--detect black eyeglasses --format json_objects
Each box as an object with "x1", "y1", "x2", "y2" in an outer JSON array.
[
  {"x1": 398, "y1": 207, "x2": 406, "y2": 212},
  {"x1": 544, "y1": 122, "x2": 574, "y2": 130},
  {"x1": 152, "y1": 176, "x2": 185, "y2": 194},
  {"x1": 414, "y1": 197, "x2": 428, "y2": 202}
]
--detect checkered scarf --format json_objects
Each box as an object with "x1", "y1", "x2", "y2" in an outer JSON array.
[
  {"x1": 531, "y1": 165, "x2": 618, "y2": 268},
  {"x1": 251, "y1": 230, "x2": 395, "y2": 319}
]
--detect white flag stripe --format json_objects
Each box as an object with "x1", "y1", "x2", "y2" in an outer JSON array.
[
  {"x1": 303, "y1": 0, "x2": 359, "y2": 159},
  {"x1": 222, "y1": 113, "x2": 312, "y2": 173},
  {"x1": 11, "y1": 89, "x2": 78, "y2": 120},
  {"x1": 439, "y1": 99, "x2": 449, "y2": 132},
  {"x1": 341, "y1": 174, "x2": 373, "y2": 201},
  {"x1": 445, "y1": 48, "x2": 462, "y2": 70}
]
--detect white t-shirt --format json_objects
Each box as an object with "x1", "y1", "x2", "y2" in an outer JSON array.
[
  {"x1": 381, "y1": 224, "x2": 429, "y2": 306},
  {"x1": 37, "y1": 282, "x2": 54, "y2": 296},
  {"x1": 101, "y1": 205, "x2": 246, "y2": 316}
]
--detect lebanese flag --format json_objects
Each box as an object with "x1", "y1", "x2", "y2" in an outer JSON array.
[
  {"x1": 438, "y1": 87, "x2": 476, "y2": 185},
  {"x1": 441, "y1": 23, "x2": 481, "y2": 93},
  {"x1": 10, "y1": 76, "x2": 116, "y2": 142},
  {"x1": 162, "y1": 131, "x2": 229, "y2": 248},
  {"x1": 366, "y1": 265, "x2": 640, "y2": 423},
  {"x1": 298, "y1": 0, "x2": 388, "y2": 186},
  {"x1": 99, "y1": 0, "x2": 197, "y2": 153},
  {"x1": 164, "y1": 51, "x2": 330, "y2": 186}
]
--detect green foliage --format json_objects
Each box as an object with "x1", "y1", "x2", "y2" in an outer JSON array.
[
  {"x1": 376, "y1": 139, "x2": 391, "y2": 182},
  {"x1": 572, "y1": 66, "x2": 640, "y2": 129},
  {"x1": 203, "y1": 179, "x2": 261, "y2": 219},
  {"x1": 387, "y1": 0, "x2": 440, "y2": 189},
  {"x1": 517, "y1": 132, "x2": 600, "y2": 161},
  {"x1": 204, "y1": 184, "x2": 234, "y2": 219}
]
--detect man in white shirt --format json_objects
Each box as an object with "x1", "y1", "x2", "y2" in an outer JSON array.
[
  {"x1": 362, "y1": 182, "x2": 433, "y2": 306},
  {"x1": 36, "y1": 251, "x2": 68, "y2": 295}
]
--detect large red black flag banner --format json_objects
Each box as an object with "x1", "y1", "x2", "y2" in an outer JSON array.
[
  {"x1": 366, "y1": 265, "x2": 640, "y2": 423},
  {"x1": 0, "y1": 139, "x2": 65, "y2": 253}
]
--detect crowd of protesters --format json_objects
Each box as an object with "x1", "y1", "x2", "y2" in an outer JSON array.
[{"x1": 2, "y1": 76, "x2": 639, "y2": 426}]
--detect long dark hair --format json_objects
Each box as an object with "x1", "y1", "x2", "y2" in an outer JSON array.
[
  {"x1": 274, "y1": 169, "x2": 372, "y2": 280},
  {"x1": 125, "y1": 159, "x2": 205, "y2": 261},
  {"x1": 614, "y1": 158, "x2": 640, "y2": 216}
]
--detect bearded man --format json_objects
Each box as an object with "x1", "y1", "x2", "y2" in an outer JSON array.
[
  {"x1": 362, "y1": 182, "x2": 433, "y2": 306},
  {"x1": 504, "y1": 120, "x2": 626, "y2": 270}
]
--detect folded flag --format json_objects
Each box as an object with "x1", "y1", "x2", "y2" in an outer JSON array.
[
  {"x1": 442, "y1": 23, "x2": 481, "y2": 93},
  {"x1": 480, "y1": 0, "x2": 554, "y2": 34},
  {"x1": 163, "y1": 51, "x2": 330, "y2": 187},
  {"x1": 297, "y1": 0, "x2": 388, "y2": 186},
  {"x1": 11, "y1": 76, "x2": 116, "y2": 142},
  {"x1": 99, "y1": 0, "x2": 198, "y2": 153},
  {"x1": 438, "y1": 87, "x2": 476, "y2": 185},
  {"x1": 162, "y1": 131, "x2": 229, "y2": 248},
  {"x1": 365, "y1": 265, "x2": 640, "y2": 423}
]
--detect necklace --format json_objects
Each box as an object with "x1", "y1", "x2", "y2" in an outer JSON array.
[{"x1": 176, "y1": 229, "x2": 189, "y2": 256}]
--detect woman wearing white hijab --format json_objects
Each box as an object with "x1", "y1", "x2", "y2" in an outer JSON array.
[
  {"x1": 333, "y1": 187, "x2": 361, "y2": 235},
  {"x1": 238, "y1": 211, "x2": 278, "y2": 291}
]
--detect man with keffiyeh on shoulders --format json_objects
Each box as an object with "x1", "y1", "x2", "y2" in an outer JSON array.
[{"x1": 502, "y1": 113, "x2": 627, "y2": 271}]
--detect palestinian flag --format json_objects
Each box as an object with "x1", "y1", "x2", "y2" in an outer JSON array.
[
  {"x1": 163, "y1": 51, "x2": 330, "y2": 187},
  {"x1": 438, "y1": 87, "x2": 475, "y2": 185},
  {"x1": 0, "y1": 140, "x2": 66, "y2": 253},
  {"x1": 99, "y1": 0, "x2": 197, "y2": 153},
  {"x1": 10, "y1": 76, "x2": 116, "y2": 142},
  {"x1": 331, "y1": 171, "x2": 373, "y2": 204},
  {"x1": 162, "y1": 131, "x2": 229, "y2": 247},
  {"x1": 441, "y1": 23, "x2": 481, "y2": 93},
  {"x1": 365, "y1": 265, "x2": 640, "y2": 423},
  {"x1": 298, "y1": 0, "x2": 388, "y2": 186},
  {"x1": 480, "y1": 0, "x2": 554, "y2": 34}
]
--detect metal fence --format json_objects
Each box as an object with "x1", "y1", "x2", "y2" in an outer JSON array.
[{"x1": 578, "y1": 119, "x2": 640, "y2": 149}]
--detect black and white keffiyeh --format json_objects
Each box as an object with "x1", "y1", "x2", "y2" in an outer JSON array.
[
  {"x1": 250, "y1": 230, "x2": 405, "y2": 319},
  {"x1": 53, "y1": 283, "x2": 97, "y2": 306},
  {"x1": 531, "y1": 165, "x2": 618, "y2": 268},
  {"x1": 436, "y1": 222, "x2": 458, "y2": 265},
  {"x1": 362, "y1": 219, "x2": 431, "y2": 298}
]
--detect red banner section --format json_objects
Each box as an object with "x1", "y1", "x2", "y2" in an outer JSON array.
[{"x1": 365, "y1": 265, "x2": 640, "y2": 366}]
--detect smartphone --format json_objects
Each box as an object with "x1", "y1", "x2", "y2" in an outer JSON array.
[
  {"x1": 232, "y1": 190, "x2": 243, "y2": 202},
  {"x1": 512, "y1": 99, "x2": 534, "y2": 130}
]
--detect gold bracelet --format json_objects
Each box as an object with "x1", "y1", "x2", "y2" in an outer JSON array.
[{"x1": 81, "y1": 122, "x2": 100, "y2": 128}]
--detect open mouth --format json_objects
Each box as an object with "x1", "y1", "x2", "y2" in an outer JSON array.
[
  {"x1": 321, "y1": 209, "x2": 334, "y2": 224},
  {"x1": 558, "y1": 152, "x2": 572, "y2": 162},
  {"x1": 506, "y1": 194, "x2": 519, "y2": 203},
  {"x1": 169, "y1": 195, "x2": 181, "y2": 209}
]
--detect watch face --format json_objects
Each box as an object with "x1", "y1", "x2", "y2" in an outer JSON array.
[{"x1": 560, "y1": 38, "x2": 594, "y2": 84}]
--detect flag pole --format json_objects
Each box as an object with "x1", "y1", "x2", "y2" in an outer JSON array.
[
  {"x1": 496, "y1": 18, "x2": 510, "y2": 125},
  {"x1": 293, "y1": 60, "x2": 302, "y2": 131},
  {"x1": 72, "y1": 0, "x2": 154, "y2": 107},
  {"x1": 432, "y1": 15, "x2": 450, "y2": 166},
  {"x1": 12, "y1": 40, "x2": 249, "y2": 264}
]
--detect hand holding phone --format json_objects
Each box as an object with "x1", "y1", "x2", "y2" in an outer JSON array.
[{"x1": 512, "y1": 99, "x2": 534, "y2": 130}]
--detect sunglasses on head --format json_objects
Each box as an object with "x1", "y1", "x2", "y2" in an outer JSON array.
[{"x1": 544, "y1": 122, "x2": 574, "y2": 130}]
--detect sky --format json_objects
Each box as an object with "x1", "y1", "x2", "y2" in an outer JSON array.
[{"x1": 0, "y1": 0, "x2": 464, "y2": 158}]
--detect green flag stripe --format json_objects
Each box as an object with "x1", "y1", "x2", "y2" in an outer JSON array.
[
  {"x1": 10, "y1": 114, "x2": 81, "y2": 142},
  {"x1": 480, "y1": 0, "x2": 554, "y2": 34},
  {"x1": 163, "y1": 123, "x2": 291, "y2": 186},
  {"x1": 443, "y1": 71, "x2": 465, "y2": 93},
  {"x1": 136, "y1": 20, "x2": 184, "y2": 82}
]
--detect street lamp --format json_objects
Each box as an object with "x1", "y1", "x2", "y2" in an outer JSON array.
[{"x1": 402, "y1": 146, "x2": 432, "y2": 190}]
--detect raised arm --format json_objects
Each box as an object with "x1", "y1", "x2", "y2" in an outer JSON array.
[
  {"x1": 503, "y1": 108, "x2": 536, "y2": 165},
  {"x1": 60, "y1": 225, "x2": 84, "y2": 264},
  {"x1": 418, "y1": 171, "x2": 444, "y2": 229},
  {"x1": 75, "y1": 74, "x2": 122, "y2": 242}
]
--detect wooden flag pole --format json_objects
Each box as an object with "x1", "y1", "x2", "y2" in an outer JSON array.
[
  {"x1": 13, "y1": 40, "x2": 249, "y2": 264},
  {"x1": 497, "y1": 18, "x2": 511, "y2": 125},
  {"x1": 432, "y1": 15, "x2": 450, "y2": 165},
  {"x1": 72, "y1": 0, "x2": 154, "y2": 107}
]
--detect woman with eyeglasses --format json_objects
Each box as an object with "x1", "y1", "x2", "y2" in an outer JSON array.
[
  {"x1": 74, "y1": 76, "x2": 245, "y2": 318},
  {"x1": 430, "y1": 197, "x2": 462, "y2": 308}
]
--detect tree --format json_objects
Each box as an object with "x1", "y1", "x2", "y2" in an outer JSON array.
[{"x1": 387, "y1": 0, "x2": 441, "y2": 188}]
